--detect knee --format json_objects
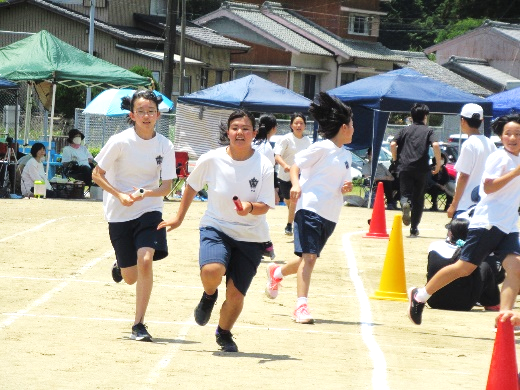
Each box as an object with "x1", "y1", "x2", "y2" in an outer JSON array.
[
  {"x1": 200, "y1": 263, "x2": 225, "y2": 281},
  {"x1": 504, "y1": 255, "x2": 520, "y2": 278}
]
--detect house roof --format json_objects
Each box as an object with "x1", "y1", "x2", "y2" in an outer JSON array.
[
  {"x1": 194, "y1": 1, "x2": 333, "y2": 56},
  {"x1": 392, "y1": 50, "x2": 492, "y2": 97},
  {"x1": 443, "y1": 56, "x2": 520, "y2": 92},
  {"x1": 134, "y1": 14, "x2": 250, "y2": 51},
  {"x1": 1, "y1": 0, "x2": 249, "y2": 51},
  {"x1": 261, "y1": 2, "x2": 406, "y2": 62}
]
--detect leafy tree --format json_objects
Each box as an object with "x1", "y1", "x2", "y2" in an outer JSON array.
[
  {"x1": 129, "y1": 66, "x2": 160, "y2": 91},
  {"x1": 435, "y1": 18, "x2": 484, "y2": 44}
]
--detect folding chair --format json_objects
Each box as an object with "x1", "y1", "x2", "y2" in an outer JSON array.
[{"x1": 167, "y1": 151, "x2": 189, "y2": 199}]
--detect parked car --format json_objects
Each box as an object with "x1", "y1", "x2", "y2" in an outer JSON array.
[
  {"x1": 351, "y1": 147, "x2": 392, "y2": 169},
  {"x1": 447, "y1": 133, "x2": 502, "y2": 148}
]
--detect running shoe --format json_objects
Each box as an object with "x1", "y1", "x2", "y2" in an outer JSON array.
[
  {"x1": 409, "y1": 228, "x2": 419, "y2": 238},
  {"x1": 112, "y1": 261, "x2": 122, "y2": 283},
  {"x1": 265, "y1": 263, "x2": 282, "y2": 299},
  {"x1": 284, "y1": 224, "x2": 293, "y2": 236},
  {"x1": 293, "y1": 303, "x2": 314, "y2": 324},
  {"x1": 131, "y1": 323, "x2": 152, "y2": 342},
  {"x1": 407, "y1": 287, "x2": 425, "y2": 325},
  {"x1": 194, "y1": 290, "x2": 218, "y2": 326},
  {"x1": 215, "y1": 329, "x2": 238, "y2": 352},
  {"x1": 402, "y1": 202, "x2": 411, "y2": 226}
]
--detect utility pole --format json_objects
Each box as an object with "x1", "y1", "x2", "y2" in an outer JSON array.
[
  {"x1": 179, "y1": 0, "x2": 187, "y2": 96},
  {"x1": 162, "y1": 0, "x2": 178, "y2": 98},
  {"x1": 86, "y1": 0, "x2": 96, "y2": 105}
]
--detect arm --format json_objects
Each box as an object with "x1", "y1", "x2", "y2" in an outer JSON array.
[
  {"x1": 447, "y1": 172, "x2": 469, "y2": 218},
  {"x1": 92, "y1": 165, "x2": 134, "y2": 207},
  {"x1": 390, "y1": 141, "x2": 398, "y2": 161},
  {"x1": 289, "y1": 164, "x2": 301, "y2": 200},
  {"x1": 483, "y1": 164, "x2": 520, "y2": 194},
  {"x1": 274, "y1": 154, "x2": 291, "y2": 173},
  {"x1": 498, "y1": 310, "x2": 520, "y2": 326},
  {"x1": 431, "y1": 142, "x2": 442, "y2": 175},
  {"x1": 158, "y1": 184, "x2": 197, "y2": 232}
]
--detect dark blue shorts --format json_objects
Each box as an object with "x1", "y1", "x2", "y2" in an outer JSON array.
[
  {"x1": 199, "y1": 226, "x2": 263, "y2": 296},
  {"x1": 293, "y1": 209, "x2": 336, "y2": 257},
  {"x1": 459, "y1": 226, "x2": 520, "y2": 266},
  {"x1": 278, "y1": 179, "x2": 292, "y2": 200},
  {"x1": 108, "y1": 211, "x2": 168, "y2": 268}
]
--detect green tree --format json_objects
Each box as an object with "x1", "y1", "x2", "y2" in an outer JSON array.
[{"x1": 129, "y1": 66, "x2": 160, "y2": 91}]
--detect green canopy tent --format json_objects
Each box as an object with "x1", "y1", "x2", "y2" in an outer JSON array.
[{"x1": 0, "y1": 30, "x2": 151, "y2": 176}]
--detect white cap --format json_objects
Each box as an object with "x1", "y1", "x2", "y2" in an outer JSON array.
[{"x1": 460, "y1": 103, "x2": 483, "y2": 120}]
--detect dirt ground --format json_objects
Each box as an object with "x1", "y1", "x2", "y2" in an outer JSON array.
[{"x1": 0, "y1": 197, "x2": 517, "y2": 389}]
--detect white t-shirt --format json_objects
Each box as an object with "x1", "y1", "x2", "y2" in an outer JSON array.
[
  {"x1": 253, "y1": 139, "x2": 275, "y2": 166},
  {"x1": 61, "y1": 145, "x2": 93, "y2": 167},
  {"x1": 21, "y1": 157, "x2": 52, "y2": 196},
  {"x1": 273, "y1": 133, "x2": 311, "y2": 182},
  {"x1": 187, "y1": 147, "x2": 275, "y2": 242},
  {"x1": 294, "y1": 139, "x2": 352, "y2": 223},
  {"x1": 95, "y1": 128, "x2": 176, "y2": 222},
  {"x1": 454, "y1": 134, "x2": 496, "y2": 211},
  {"x1": 470, "y1": 149, "x2": 520, "y2": 233}
]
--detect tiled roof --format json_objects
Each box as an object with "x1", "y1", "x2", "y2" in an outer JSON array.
[
  {"x1": 481, "y1": 20, "x2": 520, "y2": 42},
  {"x1": 392, "y1": 50, "x2": 492, "y2": 96},
  {"x1": 208, "y1": 2, "x2": 332, "y2": 56},
  {"x1": 445, "y1": 56, "x2": 520, "y2": 91},
  {"x1": 262, "y1": 2, "x2": 406, "y2": 62},
  {"x1": 134, "y1": 13, "x2": 250, "y2": 50}
]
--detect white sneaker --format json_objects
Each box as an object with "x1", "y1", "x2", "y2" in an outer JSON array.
[
  {"x1": 293, "y1": 303, "x2": 314, "y2": 324},
  {"x1": 265, "y1": 263, "x2": 282, "y2": 299}
]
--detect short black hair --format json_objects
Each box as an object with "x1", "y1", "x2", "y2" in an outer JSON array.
[
  {"x1": 491, "y1": 114, "x2": 520, "y2": 136},
  {"x1": 30, "y1": 142, "x2": 45, "y2": 157},
  {"x1": 411, "y1": 103, "x2": 429, "y2": 123}
]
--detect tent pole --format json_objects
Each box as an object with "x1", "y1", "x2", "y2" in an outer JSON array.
[
  {"x1": 24, "y1": 82, "x2": 32, "y2": 145},
  {"x1": 46, "y1": 82, "x2": 57, "y2": 179}
]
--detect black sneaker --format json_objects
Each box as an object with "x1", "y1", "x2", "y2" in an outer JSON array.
[
  {"x1": 112, "y1": 261, "x2": 122, "y2": 283},
  {"x1": 407, "y1": 287, "x2": 425, "y2": 325},
  {"x1": 194, "y1": 290, "x2": 218, "y2": 326},
  {"x1": 409, "y1": 228, "x2": 419, "y2": 238},
  {"x1": 131, "y1": 323, "x2": 152, "y2": 342},
  {"x1": 215, "y1": 329, "x2": 238, "y2": 352},
  {"x1": 284, "y1": 224, "x2": 293, "y2": 236},
  {"x1": 402, "y1": 203, "x2": 411, "y2": 226}
]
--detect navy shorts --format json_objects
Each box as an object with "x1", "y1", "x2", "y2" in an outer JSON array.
[
  {"x1": 293, "y1": 209, "x2": 336, "y2": 257},
  {"x1": 278, "y1": 179, "x2": 292, "y2": 200},
  {"x1": 199, "y1": 226, "x2": 263, "y2": 296},
  {"x1": 459, "y1": 226, "x2": 520, "y2": 266},
  {"x1": 108, "y1": 211, "x2": 168, "y2": 268}
]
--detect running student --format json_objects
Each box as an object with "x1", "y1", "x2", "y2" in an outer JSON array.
[
  {"x1": 265, "y1": 92, "x2": 354, "y2": 324},
  {"x1": 92, "y1": 89, "x2": 176, "y2": 342},
  {"x1": 408, "y1": 114, "x2": 520, "y2": 325},
  {"x1": 158, "y1": 109, "x2": 275, "y2": 352}
]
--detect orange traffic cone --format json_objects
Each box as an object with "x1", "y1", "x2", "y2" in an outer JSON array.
[
  {"x1": 370, "y1": 214, "x2": 407, "y2": 301},
  {"x1": 363, "y1": 182, "x2": 389, "y2": 238},
  {"x1": 486, "y1": 319, "x2": 519, "y2": 390}
]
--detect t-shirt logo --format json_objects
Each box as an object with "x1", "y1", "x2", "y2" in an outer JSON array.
[
  {"x1": 249, "y1": 177, "x2": 258, "y2": 192},
  {"x1": 156, "y1": 155, "x2": 163, "y2": 166},
  {"x1": 344, "y1": 160, "x2": 350, "y2": 169}
]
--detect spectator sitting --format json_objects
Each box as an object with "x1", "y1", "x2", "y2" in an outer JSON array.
[
  {"x1": 426, "y1": 218, "x2": 504, "y2": 311},
  {"x1": 362, "y1": 147, "x2": 397, "y2": 209},
  {"x1": 426, "y1": 153, "x2": 454, "y2": 211},
  {"x1": 20, "y1": 143, "x2": 57, "y2": 198},
  {"x1": 61, "y1": 128, "x2": 94, "y2": 187}
]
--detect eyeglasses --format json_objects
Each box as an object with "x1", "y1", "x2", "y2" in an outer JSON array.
[{"x1": 134, "y1": 110, "x2": 158, "y2": 117}]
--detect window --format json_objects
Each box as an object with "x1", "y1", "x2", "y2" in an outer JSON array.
[
  {"x1": 303, "y1": 74, "x2": 316, "y2": 100},
  {"x1": 183, "y1": 76, "x2": 192, "y2": 94},
  {"x1": 200, "y1": 68, "x2": 208, "y2": 90},
  {"x1": 215, "y1": 70, "x2": 223, "y2": 85},
  {"x1": 348, "y1": 15, "x2": 371, "y2": 36},
  {"x1": 150, "y1": 0, "x2": 167, "y2": 16}
]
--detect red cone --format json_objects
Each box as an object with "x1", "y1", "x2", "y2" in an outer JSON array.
[
  {"x1": 486, "y1": 319, "x2": 519, "y2": 390},
  {"x1": 363, "y1": 182, "x2": 389, "y2": 238}
]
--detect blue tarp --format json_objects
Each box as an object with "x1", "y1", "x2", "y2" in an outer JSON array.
[
  {"x1": 486, "y1": 87, "x2": 520, "y2": 119},
  {"x1": 0, "y1": 77, "x2": 17, "y2": 89},
  {"x1": 178, "y1": 75, "x2": 312, "y2": 114},
  {"x1": 327, "y1": 68, "x2": 493, "y2": 187}
]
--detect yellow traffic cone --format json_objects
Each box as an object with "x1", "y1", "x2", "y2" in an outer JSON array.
[{"x1": 370, "y1": 214, "x2": 408, "y2": 301}]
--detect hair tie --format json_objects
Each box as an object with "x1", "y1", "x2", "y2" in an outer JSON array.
[{"x1": 456, "y1": 239, "x2": 466, "y2": 248}]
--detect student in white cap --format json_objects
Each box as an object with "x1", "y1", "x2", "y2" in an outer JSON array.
[{"x1": 446, "y1": 103, "x2": 496, "y2": 218}]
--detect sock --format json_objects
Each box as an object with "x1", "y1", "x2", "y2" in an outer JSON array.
[
  {"x1": 203, "y1": 290, "x2": 218, "y2": 300},
  {"x1": 286, "y1": 223, "x2": 292, "y2": 228},
  {"x1": 415, "y1": 287, "x2": 431, "y2": 303},
  {"x1": 296, "y1": 297, "x2": 308, "y2": 307},
  {"x1": 216, "y1": 325, "x2": 230, "y2": 335},
  {"x1": 273, "y1": 267, "x2": 284, "y2": 280}
]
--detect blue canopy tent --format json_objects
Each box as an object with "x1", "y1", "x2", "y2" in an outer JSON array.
[
  {"x1": 327, "y1": 68, "x2": 493, "y2": 190},
  {"x1": 486, "y1": 87, "x2": 520, "y2": 119},
  {"x1": 178, "y1": 74, "x2": 312, "y2": 113}
]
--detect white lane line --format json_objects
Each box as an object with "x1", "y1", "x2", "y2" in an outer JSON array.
[
  {"x1": 0, "y1": 250, "x2": 113, "y2": 330},
  {"x1": 0, "y1": 312, "x2": 343, "y2": 335},
  {"x1": 145, "y1": 315, "x2": 193, "y2": 387},
  {"x1": 343, "y1": 232, "x2": 389, "y2": 390},
  {"x1": 0, "y1": 219, "x2": 58, "y2": 242}
]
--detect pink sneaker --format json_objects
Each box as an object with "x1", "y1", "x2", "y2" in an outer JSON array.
[
  {"x1": 293, "y1": 303, "x2": 314, "y2": 324},
  {"x1": 265, "y1": 263, "x2": 282, "y2": 299}
]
